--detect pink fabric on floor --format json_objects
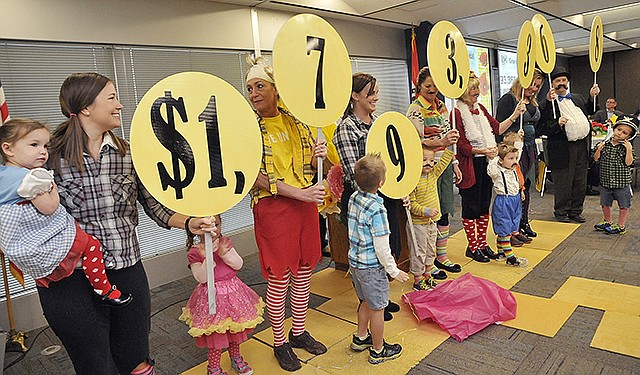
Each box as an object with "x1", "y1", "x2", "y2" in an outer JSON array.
[{"x1": 402, "y1": 273, "x2": 517, "y2": 342}]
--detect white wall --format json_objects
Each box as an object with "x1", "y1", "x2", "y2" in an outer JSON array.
[{"x1": 1, "y1": 0, "x2": 406, "y2": 59}]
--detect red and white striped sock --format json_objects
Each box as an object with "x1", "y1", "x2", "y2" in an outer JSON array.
[
  {"x1": 477, "y1": 215, "x2": 490, "y2": 249},
  {"x1": 266, "y1": 270, "x2": 291, "y2": 347},
  {"x1": 462, "y1": 218, "x2": 478, "y2": 250},
  {"x1": 290, "y1": 265, "x2": 313, "y2": 336}
]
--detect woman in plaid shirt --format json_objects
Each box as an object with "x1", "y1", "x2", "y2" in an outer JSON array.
[{"x1": 41, "y1": 72, "x2": 214, "y2": 375}]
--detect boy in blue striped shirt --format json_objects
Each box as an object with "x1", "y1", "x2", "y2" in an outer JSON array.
[{"x1": 347, "y1": 153, "x2": 409, "y2": 364}]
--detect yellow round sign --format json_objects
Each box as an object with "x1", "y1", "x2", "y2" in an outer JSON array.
[
  {"x1": 517, "y1": 20, "x2": 537, "y2": 89},
  {"x1": 589, "y1": 16, "x2": 604, "y2": 72},
  {"x1": 427, "y1": 20, "x2": 470, "y2": 99},
  {"x1": 130, "y1": 72, "x2": 262, "y2": 217},
  {"x1": 365, "y1": 112, "x2": 422, "y2": 199},
  {"x1": 531, "y1": 14, "x2": 556, "y2": 73},
  {"x1": 273, "y1": 14, "x2": 352, "y2": 128}
]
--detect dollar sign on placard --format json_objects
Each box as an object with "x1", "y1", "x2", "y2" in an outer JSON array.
[{"x1": 151, "y1": 90, "x2": 195, "y2": 200}]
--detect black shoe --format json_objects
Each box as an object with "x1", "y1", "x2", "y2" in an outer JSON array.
[
  {"x1": 368, "y1": 341, "x2": 403, "y2": 364},
  {"x1": 520, "y1": 223, "x2": 537, "y2": 238},
  {"x1": 510, "y1": 236, "x2": 524, "y2": 247},
  {"x1": 481, "y1": 246, "x2": 499, "y2": 260},
  {"x1": 288, "y1": 330, "x2": 327, "y2": 355},
  {"x1": 431, "y1": 270, "x2": 448, "y2": 280},
  {"x1": 350, "y1": 332, "x2": 373, "y2": 352},
  {"x1": 97, "y1": 285, "x2": 132, "y2": 307},
  {"x1": 384, "y1": 310, "x2": 393, "y2": 321},
  {"x1": 586, "y1": 186, "x2": 600, "y2": 196},
  {"x1": 554, "y1": 213, "x2": 571, "y2": 223},
  {"x1": 465, "y1": 247, "x2": 489, "y2": 263},
  {"x1": 569, "y1": 214, "x2": 586, "y2": 223},
  {"x1": 385, "y1": 300, "x2": 400, "y2": 313},
  {"x1": 512, "y1": 232, "x2": 532, "y2": 244},
  {"x1": 434, "y1": 259, "x2": 462, "y2": 273},
  {"x1": 274, "y1": 343, "x2": 301, "y2": 371}
]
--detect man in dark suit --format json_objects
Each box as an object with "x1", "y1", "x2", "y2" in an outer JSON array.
[
  {"x1": 537, "y1": 66, "x2": 600, "y2": 223},
  {"x1": 592, "y1": 97, "x2": 623, "y2": 124}
]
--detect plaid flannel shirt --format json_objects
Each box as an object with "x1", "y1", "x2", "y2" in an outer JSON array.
[
  {"x1": 333, "y1": 113, "x2": 377, "y2": 190},
  {"x1": 250, "y1": 107, "x2": 316, "y2": 205},
  {"x1": 599, "y1": 141, "x2": 633, "y2": 189},
  {"x1": 347, "y1": 189, "x2": 390, "y2": 269},
  {"x1": 53, "y1": 134, "x2": 174, "y2": 270}
]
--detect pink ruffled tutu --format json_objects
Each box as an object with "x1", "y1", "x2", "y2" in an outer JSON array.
[{"x1": 180, "y1": 274, "x2": 264, "y2": 349}]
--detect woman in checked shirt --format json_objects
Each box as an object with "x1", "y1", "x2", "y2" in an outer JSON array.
[{"x1": 41, "y1": 72, "x2": 214, "y2": 375}]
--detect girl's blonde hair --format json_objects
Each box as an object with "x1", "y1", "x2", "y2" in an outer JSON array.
[{"x1": 0, "y1": 118, "x2": 48, "y2": 163}]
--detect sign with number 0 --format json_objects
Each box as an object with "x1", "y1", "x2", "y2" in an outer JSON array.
[
  {"x1": 365, "y1": 112, "x2": 422, "y2": 199},
  {"x1": 589, "y1": 16, "x2": 604, "y2": 73},
  {"x1": 130, "y1": 72, "x2": 262, "y2": 217},
  {"x1": 531, "y1": 14, "x2": 556, "y2": 74},
  {"x1": 517, "y1": 20, "x2": 537, "y2": 89},
  {"x1": 273, "y1": 13, "x2": 352, "y2": 128},
  {"x1": 427, "y1": 21, "x2": 470, "y2": 99}
]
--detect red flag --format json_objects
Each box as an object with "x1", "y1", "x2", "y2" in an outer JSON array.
[
  {"x1": 0, "y1": 78, "x2": 21, "y2": 285},
  {"x1": 0, "y1": 78, "x2": 9, "y2": 124},
  {"x1": 411, "y1": 27, "x2": 419, "y2": 99}
]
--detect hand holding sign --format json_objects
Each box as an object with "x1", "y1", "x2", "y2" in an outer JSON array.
[
  {"x1": 130, "y1": 72, "x2": 262, "y2": 314},
  {"x1": 590, "y1": 16, "x2": 604, "y2": 111},
  {"x1": 273, "y1": 13, "x2": 352, "y2": 184}
]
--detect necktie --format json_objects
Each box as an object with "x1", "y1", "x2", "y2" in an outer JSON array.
[{"x1": 558, "y1": 93, "x2": 572, "y2": 102}]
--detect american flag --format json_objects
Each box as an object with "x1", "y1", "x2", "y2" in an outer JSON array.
[
  {"x1": 0, "y1": 77, "x2": 23, "y2": 285},
  {"x1": 0, "y1": 78, "x2": 9, "y2": 124}
]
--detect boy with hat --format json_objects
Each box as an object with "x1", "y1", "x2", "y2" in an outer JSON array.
[
  {"x1": 593, "y1": 115, "x2": 638, "y2": 234},
  {"x1": 537, "y1": 66, "x2": 600, "y2": 223}
]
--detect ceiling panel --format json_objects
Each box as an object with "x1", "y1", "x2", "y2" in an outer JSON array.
[{"x1": 213, "y1": 0, "x2": 640, "y2": 56}]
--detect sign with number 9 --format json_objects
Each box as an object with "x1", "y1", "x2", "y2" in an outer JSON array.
[
  {"x1": 517, "y1": 20, "x2": 537, "y2": 89},
  {"x1": 531, "y1": 14, "x2": 556, "y2": 73},
  {"x1": 365, "y1": 112, "x2": 422, "y2": 199},
  {"x1": 130, "y1": 72, "x2": 262, "y2": 217},
  {"x1": 427, "y1": 21, "x2": 470, "y2": 99},
  {"x1": 273, "y1": 14, "x2": 352, "y2": 128},
  {"x1": 589, "y1": 16, "x2": 604, "y2": 73}
]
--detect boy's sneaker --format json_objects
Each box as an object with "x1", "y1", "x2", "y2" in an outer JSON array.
[
  {"x1": 594, "y1": 220, "x2": 612, "y2": 231},
  {"x1": 481, "y1": 246, "x2": 499, "y2": 260},
  {"x1": 512, "y1": 231, "x2": 532, "y2": 244},
  {"x1": 430, "y1": 269, "x2": 448, "y2": 280},
  {"x1": 510, "y1": 236, "x2": 524, "y2": 247},
  {"x1": 605, "y1": 224, "x2": 626, "y2": 235},
  {"x1": 230, "y1": 356, "x2": 253, "y2": 375},
  {"x1": 495, "y1": 252, "x2": 506, "y2": 261},
  {"x1": 505, "y1": 256, "x2": 529, "y2": 267},
  {"x1": 413, "y1": 277, "x2": 437, "y2": 291},
  {"x1": 369, "y1": 341, "x2": 403, "y2": 364},
  {"x1": 350, "y1": 333, "x2": 373, "y2": 352}
]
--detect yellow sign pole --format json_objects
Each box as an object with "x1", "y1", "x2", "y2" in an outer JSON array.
[
  {"x1": 130, "y1": 72, "x2": 262, "y2": 314},
  {"x1": 273, "y1": 14, "x2": 352, "y2": 185}
]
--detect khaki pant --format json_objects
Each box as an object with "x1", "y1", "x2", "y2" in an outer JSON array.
[{"x1": 406, "y1": 221, "x2": 437, "y2": 276}]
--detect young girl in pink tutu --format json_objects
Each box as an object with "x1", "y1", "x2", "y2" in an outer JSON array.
[{"x1": 180, "y1": 215, "x2": 265, "y2": 375}]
